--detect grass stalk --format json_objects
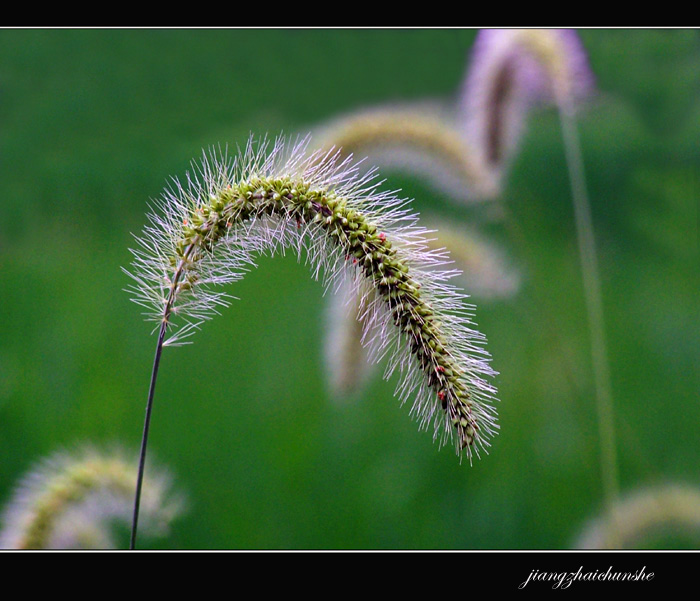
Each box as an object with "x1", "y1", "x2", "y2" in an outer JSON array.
[{"x1": 558, "y1": 97, "x2": 620, "y2": 539}]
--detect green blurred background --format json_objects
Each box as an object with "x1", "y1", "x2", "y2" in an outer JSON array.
[{"x1": 0, "y1": 28, "x2": 697, "y2": 549}]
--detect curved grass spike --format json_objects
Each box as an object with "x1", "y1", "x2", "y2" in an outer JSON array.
[
  {"x1": 471, "y1": 29, "x2": 619, "y2": 515},
  {"x1": 315, "y1": 107, "x2": 498, "y2": 199},
  {"x1": 0, "y1": 446, "x2": 182, "y2": 549},
  {"x1": 460, "y1": 29, "x2": 594, "y2": 191},
  {"x1": 125, "y1": 135, "x2": 498, "y2": 548},
  {"x1": 574, "y1": 484, "x2": 700, "y2": 549}
]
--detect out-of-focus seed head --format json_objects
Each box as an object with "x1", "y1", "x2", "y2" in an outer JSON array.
[
  {"x1": 0, "y1": 445, "x2": 184, "y2": 549},
  {"x1": 460, "y1": 29, "x2": 594, "y2": 184}
]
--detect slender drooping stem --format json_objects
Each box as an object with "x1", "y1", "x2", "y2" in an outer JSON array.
[
  {"x1": 129, "y1": 323, "x2": 166, "y2": 550},
  {"x1": 558, "y1": 98, "x2": 619, "y2": 519},
  {"x1": 130, "y1": 247, "x2": 192, "y2": 550}
]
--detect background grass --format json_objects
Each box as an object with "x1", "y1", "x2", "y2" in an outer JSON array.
[{"x1": 0, "y1": 28, "x2": 698, "y2": 550}]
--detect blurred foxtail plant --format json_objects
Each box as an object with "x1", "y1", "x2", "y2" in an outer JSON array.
[
  {"x1": 312, "y1": 31, "x2": 592, "y2": 205},
  {"x1": 460, "y1": 29, "x2": 593, "y2": 192},
  {"x1": 0, "y1": 445, "x2": 182, "y2": 549},
  {"x1": 316, "y1": 29, "x2": 620, "y2": 544},
  {"x1": 574, "y1": 483, "x2": 700, "y2": 549},
  {"x1": 468, "y1": 28, "x2": 620, "y2": 537},
  {"x1": 314, "y1": 104, "x2": 498, "y2": 200},
  {"x1": 124, "y1": 136, "x2": 499, "y2": 548},
  {"x1": 496, "y1": 28, "x2": 619, "y2": 507}
]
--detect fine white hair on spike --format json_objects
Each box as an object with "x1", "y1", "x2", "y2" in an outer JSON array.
[{"x1": 125, "y1": 134, "x2": 499, "y2": 460}]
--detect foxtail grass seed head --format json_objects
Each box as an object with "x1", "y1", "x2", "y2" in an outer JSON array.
[
  {"x1": 125, "y1": 135, "x2": 499, "y2": 460},
  {"x1": 505, "y1": 29, "x2": 594, "y2": 107},
  {"x1": 314, "y1": 105, "x2": 496, "y2": 200},
  {"x1": 460, "y1": 28, "x2": 593, "y2": 185},
  {"x1": 574, "y1": 483, "x2": 700, "y2": 549},
  {"x1": 0, "y1": 445, "x2": 183, "y2": 549}
]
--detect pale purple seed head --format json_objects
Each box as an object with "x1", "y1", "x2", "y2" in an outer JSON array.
[
  {"x1": 464, "y1": 29, "x2": 594, "y2": 104},
  {"x1": 460, "y1": 29, "x2": 594, "y2": 174}
]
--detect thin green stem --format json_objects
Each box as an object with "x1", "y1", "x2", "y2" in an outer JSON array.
[
  {"x1": 558, "y1": 99, "x2": 619, "y2": 532},
  {"x1": 130, "y1": 246, "x2": 193, "y2": 550},
  {"x1": 129, "y1": 321, "x2": 166, "y2": 550}
]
